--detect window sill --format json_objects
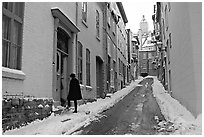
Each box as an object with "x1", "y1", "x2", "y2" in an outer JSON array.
[
  {"x1": 2, "y1": 67, "x2": 26, "y2": 80},
  {"x1": 82, "y1": 20, "x2": 88, "y2": 28},
  {"x1": 85, "y1": 85, "x2": 92, "y2": 91}
]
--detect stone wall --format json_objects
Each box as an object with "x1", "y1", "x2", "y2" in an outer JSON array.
[{"x1": 2, "y1": 94, "x2": 53, "y2": 132}]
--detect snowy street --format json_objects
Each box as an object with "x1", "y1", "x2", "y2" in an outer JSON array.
[
  {"x1": 3, "y1": 76, "x2": 202, "y2": 135},
  {"x1": 71, "y1": 77, "x2": 165, "y2": 135}
]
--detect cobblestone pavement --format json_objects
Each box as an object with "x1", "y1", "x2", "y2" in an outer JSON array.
[{"x1": 71, "y1": 78, "x2": 166, "y2": 135}]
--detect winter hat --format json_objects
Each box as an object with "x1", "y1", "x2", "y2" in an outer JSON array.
[{"x1": 70, "y1": 73, "x2": 76, "y2": 78}]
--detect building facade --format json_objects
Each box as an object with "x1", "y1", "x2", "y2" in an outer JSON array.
[
  {"x1": 2, "y1": 2, "x2": 129, "y2": 107},
  {"x1": 153, "y1": 2, "x2": 202, "y2": 117},
  {"x1": 105, "y1": 2, "x2": 128, "y2": 93},
  {"x1": 126, "y1": 29, "x2": 140, "y2": 81},
  {"x1": 2, "y1": 2, "x2": 81, "y2": 106},
  {"x1": 138, "y1": 15, "x2": 157, "y2": 76},
  {"x1": 76, "y1": 2, "x2": 105, "y2": 99}
]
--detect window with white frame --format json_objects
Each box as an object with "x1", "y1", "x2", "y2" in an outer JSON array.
[
  {"x1": 96, "y1": 10, "x2": 100, "y2": 38},
  {"x1": 82, "y1": 2, "x2": 87, "y2": 23},
  {"x1": 86, "y1": 48, "x2": 90, "y2": 86},
  {"x1": 2, "y1": 2, "x2": 24, "y2": 70}
]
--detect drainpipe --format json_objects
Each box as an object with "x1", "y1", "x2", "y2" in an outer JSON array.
[{"x1": 75, "y1": 2, "x2": 78, "y2": 76}]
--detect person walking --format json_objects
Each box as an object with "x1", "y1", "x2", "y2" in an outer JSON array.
[{"x1": 67, "y1": 73, "x2": 82, "y2": 113}]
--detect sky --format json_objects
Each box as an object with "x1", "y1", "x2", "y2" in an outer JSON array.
[{"x1": 122, "y1": 1, "x2": 156, "y2": 34}]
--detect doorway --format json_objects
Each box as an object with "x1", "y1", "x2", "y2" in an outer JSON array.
[
  {"x1": 96, "y1": 56, "x2": 103, "y2": 98},
  {"x1": 56, "y1": 28, "x2": 69, "y2": 106}
]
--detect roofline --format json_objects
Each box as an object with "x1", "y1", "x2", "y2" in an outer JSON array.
[{"x1": 116, "y1": 2, "x2": 128, "y2": 23}]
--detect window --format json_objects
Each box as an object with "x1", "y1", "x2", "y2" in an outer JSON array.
[
  {"x1": 78, "y1": 42, "x2": 83, "y2": 84},
  {"x1": 166, "y1": 40, "x2": 170, "y2": 64},
  {"x1": 169, "y1": 70, "x2": 172, "y2": 92},
  {"x1": 148, "y1": 52, "x2": 152, "y2": 59},
  {"x1": 118, "y1": 58, "x2": 121, "y2": 75},
  {"x1": 107, "y1": 11, "x2": 111, "y2": 28},
  {"x1": 143, "y1": 53, "x2": 146, "y2": 59},
  {"x1": 168, "y1": 2, "x2": 171, "y2": 12},
  {"x1": 143, "y1": 62, "x2": 146, "y2": 69},
  {"x1": 107, "y1": 56, "x2": 111, "y2": 90},
  {"x1": 2, "y1": 2, "x2": 24, "y2": 70},
  {"x1": 96, "y1": 10, "x2": 100, "y2": 38},
  {"x1": 165, "y1": 5, "x2": 168, "y2": 31},
  {"x1": 82, "y1": 2, "x2": 87, "y2": 23},
  {"x1": 86, "y1": 49, "x2": 90, "y2": 86},
  {"x1": 112, "y1": 19, "x2": 116, "y2": 35},
  {"x1": 162, "y1": 18, "x2": 165, "y2": 40},
  {"x1": 169, "y1": 33, "x2": 172, "y2": 48}
]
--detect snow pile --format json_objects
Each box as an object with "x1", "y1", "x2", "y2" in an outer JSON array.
[
  {"x1": 151, "y1": 76, "x2": 202, "y2": 135},
  {"x1": 4, "y1": 77, "x2": 143, "y2": 135}
]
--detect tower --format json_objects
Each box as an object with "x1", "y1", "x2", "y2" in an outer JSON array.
[{"x1": 140, "y1": 15, "x2": 149, "y2": 35}]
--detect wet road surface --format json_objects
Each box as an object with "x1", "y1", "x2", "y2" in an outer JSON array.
[{"x1": 71, "y1": 78, "x2": 165, "y2": 135}]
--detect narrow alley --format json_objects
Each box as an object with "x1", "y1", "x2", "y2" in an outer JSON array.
[
  {"x1": 2, "y1": 2, "x2": 202, "y2": 135},
  {"x1": 72, "y1": 78, "x2": 165, "y2": 135}
]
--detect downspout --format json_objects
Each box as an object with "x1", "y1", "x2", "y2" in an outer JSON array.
[{"x1": 75, "y1": 2, "x2": 78, "y2": 76}]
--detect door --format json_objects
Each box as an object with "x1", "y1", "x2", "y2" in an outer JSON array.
[
  {"x1": 56, "y1": 50, "x2": 68, "y2": 105},
  {"x1": 96, "y1": 59, "x2": 100, "y2": 98},
  {"x1": 96, "y1": 57, "x2": 103, "y2": 98},
  {"x1": 56, "y1": 28, "x2": 69, "y2": 106}
]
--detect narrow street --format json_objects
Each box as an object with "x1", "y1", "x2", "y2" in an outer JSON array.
[{"x1": 72, "y1": 78, "x2": 165, "y2": 135}]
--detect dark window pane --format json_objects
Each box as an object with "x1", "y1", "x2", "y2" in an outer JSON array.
[
  {"x1": 16, "y1": 46, "x2": 21, "y2": 70},
  {"x1": 8, "y1": 44, "x2": 17, "y2": 69},
  {"x1": 2, "y1": 2, "x2": 24, "y2": 70},
  {"x1": 3, "y1": 2, "x2": 13, "y2": 12},
  {"x1": 2, "y1": 15, "x2": 11, "y2": 40},
  {"x1": 57, "y1": 28, "x2": 68, "y2": 54},
  {"x1": 14, "y1": 2, "x2": 24, "y2": 18},
  {"x1": 14, "y1": 21, "x2": 22, "y2": 45},
  {"x1": 2, "y1": 40, "x2": 10, "y2": 67}
]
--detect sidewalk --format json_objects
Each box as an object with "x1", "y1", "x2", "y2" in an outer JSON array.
[
  {"x1": 3, "y1": 77, "x2": 144, "y2": 135},
  {"x1": 150, "y1": 76, "x2": 202, "y2": 135}
]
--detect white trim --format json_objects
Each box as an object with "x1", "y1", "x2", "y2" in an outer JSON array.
[
  {"x1": 51, "y1": 8, "x2": 80, "y2": 33},
  {"x1": 2, "y1": 67, "x2": 26, "y2": 80},
  {"x1": 85, "y1": 85, "x2": 93, "y2": 91}
]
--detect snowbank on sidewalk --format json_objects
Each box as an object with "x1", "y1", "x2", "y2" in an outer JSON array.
[
  {"x1": 151, "y1": 76, "x2": 202, "y2": 135},
  {"x1": 4, "y1": 77, "x2": 143, "y2": 135}
]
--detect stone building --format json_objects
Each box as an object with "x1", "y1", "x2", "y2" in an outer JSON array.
[
  {"x1": 138, "y1": 15, "x2": 157, "y2": 76},
  {"x1": 152, "y1": 2, "x2": 202, "y2": 117},
  {"x1": 2, "y1": 2, "x2": 129, "y2": 106}
]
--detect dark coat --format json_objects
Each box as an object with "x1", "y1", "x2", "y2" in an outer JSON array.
[{"x1": 67, "y1": 78, "x2": 82, "y2": 100}]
